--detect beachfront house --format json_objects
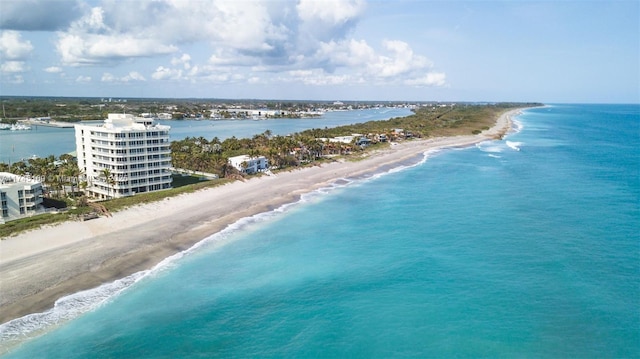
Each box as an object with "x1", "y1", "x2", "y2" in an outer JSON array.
[
  {"x1": 356, "y1": 137, "x2": 372, "y2": 147},
  {"x1": 74, "y1": 114, "x2": 172, "y2": 199},
  {"x1": 0, "y1": 172, "x2": 44, "y2": 224},
  {"x1": 228, "y1": 155, "x2": 268, "y2": 174}
]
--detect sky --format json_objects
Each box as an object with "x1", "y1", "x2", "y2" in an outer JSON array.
[{"x1": 0, "y1": 0, "x2": 638, "y2": 103}]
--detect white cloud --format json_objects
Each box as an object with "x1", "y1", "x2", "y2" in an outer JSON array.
[
  {"x1": 1, "y1": 60, "x2": 27, "y2": 73},
  {"x1": 208, "y1": 49, "x2": 259, "y2": 68},
  {"x1": 152, "y1": 35, "x2": 446, "y2": 88},
  {"x1": 56, "y1": 5, "x2": 178, "y2": 66},
  {"x1": 297, "y1": 0, "x2": 366, "y2": 25},
  {"x1": 53, "y1": 1, "x2": 289, "y2": 66},
  {"x1": 201, "y1": 1, "x2": 286, "y2": 52},
  {"x1": 152, "y1": 66, "x2": 183, "y2": 81},
  {"x1": 23, "y1": 0, "x2": 445, "y2": 91},
  {"x1": 122, "y1": 71, "x2": 145, "y2": 82},
  {"x1": 315, "y1": 39, "x2": 376, "y2": 69},
  {"x1": 52, "y1": 0, "x2": 365, "y2": 67},
  {"x1": 77, "y1": 7, "x2": 107, "y2": 32},
  {"x1": 76, "y1": 75, "x2": 91, "y2": 83},
  {"x1": 7, "y1": 74, "x2": 24, "y2": 84},
  {"x1": 0, "y1": 31, "x2": 33, "y2": 60},
  {"x1": 2, "y1": 60, "x2": 27, "y2": 74},
  {"x1": 302, "y1": 38, "x2": 445, "y2": 87},
  {"x1": 152, "y1": 57, "x2": 254, "y2": 84},
  {"x1": 405, "y1": 72, "x2": 447, "y2": 87},
  {"x1": 171, "y1": 54, "x2": 192, "y2": 70},
  {"x1": 102, "y1": 71, "x2": 146, "y2": 82},
  {"x1": 367, "y1": 40, "x2": 431, "y2": 78},
  {"x1": 101, "y1": 72, "x2": 115, "y2": 82},
  {"x1": 286, "y1": 69, "x2": 351, "y2": 85},
  {"x1": 88, "y1": 37, "x2": 175, "y2": 59},
  {"x1": 44, "y1": 66, "x2": 63, "y2": 73},
  {"x1": 56, "y1": 33, "x2": 96, "y2": 65},
  {"x1": 296, "y1": 0, "x2": 366, "y2": 44},
  {"x1": 247, "y1": 76, "x2": 262, "y2": 84},
  {"x1": 57, "y1": 32, "x2": 177, "y2": 66}
]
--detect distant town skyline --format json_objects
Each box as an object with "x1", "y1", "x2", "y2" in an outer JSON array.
[{"x1": 1, "y1": 0, "x2": 638, "y2": 104}]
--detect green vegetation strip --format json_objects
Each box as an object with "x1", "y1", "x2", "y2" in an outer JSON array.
[{"x1": 0, "y1": 178, "x2": 232, "y2": 238}]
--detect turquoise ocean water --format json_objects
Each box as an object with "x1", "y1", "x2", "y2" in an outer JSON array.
[{"x1": 1, "y1": 104, "x2": 638, "y2": 357}]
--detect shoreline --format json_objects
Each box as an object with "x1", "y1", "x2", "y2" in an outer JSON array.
[{"x1": 0, "y1": 108, "x2": 522, "y2": 325}]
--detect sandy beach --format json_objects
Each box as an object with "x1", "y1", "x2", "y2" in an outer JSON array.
[{"x1": 0, "y1": 109, "x2": 519, "y2": 324}]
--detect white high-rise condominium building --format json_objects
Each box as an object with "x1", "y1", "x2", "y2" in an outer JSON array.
[{"x1": 75, "y1": 114, "x2": 172, "y2": 199}]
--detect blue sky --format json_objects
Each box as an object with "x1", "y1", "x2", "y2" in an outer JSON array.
[{"x1": 0, "y1": 0, "x2": 638, "y2": 103}]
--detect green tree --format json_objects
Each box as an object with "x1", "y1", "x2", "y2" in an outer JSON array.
[{"x1": 102, "y1": 168, "x2": 115, "y2": 199}]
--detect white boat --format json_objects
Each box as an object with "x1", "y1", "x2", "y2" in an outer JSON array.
[{"x1": 10, "y1": 124, "x2": 31, "y2": 131}]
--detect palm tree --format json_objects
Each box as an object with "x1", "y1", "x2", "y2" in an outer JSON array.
[
  {"x1": 211, "y1": 143, "x2": 222, "y2": 155},
  {"x1": 63, "y1": 162, "x2": 81, "y2": 197},
  {"x1": 27, "y1": 156, "x2": 56, "y2": 196},
  {"x1": 240, "y1": 160, "x2": 249, "y2": 174},
  {"x1": 102, "y1": 168, "x2": 115, "y2": 199},
  {"x1": 222, "y1": 136, "x2": 242, "y2": 152},
  {"x1": 59, "y1": 153, "x2": 75, "y2": 163},
  {"x1": 197, "y1": 136, "x2": 208, "y2": 146},
  {"x1": 213, "y1": 154, "x2": 230, "y2": 178},
  {"x1": 266, "y1": 147, "x2": 279, "y2": 169},
  {"x1": 248, "y1": 147, "x2": 260, "y2": 159},
  {"x1": 79, "y1": 178, "x2": 88, "y2": 195},
  {"x1": 9, "y1": 161, "x2": 28, "y2": 175}
]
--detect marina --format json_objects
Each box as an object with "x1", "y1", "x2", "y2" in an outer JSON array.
[
  {"x1": 0, "y1": 124, "x2": 31, "y2": 131},
  {"x1": 22, "y1": 120, "x2": 76, "y2": 128}
]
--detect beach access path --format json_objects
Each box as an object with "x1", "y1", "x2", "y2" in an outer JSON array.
[{"x1": 0, "y1": 109, "x2": 520, "y2": 324}]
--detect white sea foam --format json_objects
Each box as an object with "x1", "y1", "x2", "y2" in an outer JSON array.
[
  {"x1": 0, "y1": 271, "x2": 148, "y2": 351},
  {"x1": 476, "y1": 141, "x2": 503, "y2": 153},
  {"x1": 506, "y1": 141, "x2": 523, "y2": 151},
  {"x1": 511, "y1": 118, "x2": 524, "y2": 134}
]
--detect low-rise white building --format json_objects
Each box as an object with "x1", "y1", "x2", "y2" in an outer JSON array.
[
  {"x1": 0, "y1": 172, "x2": 44, "y2": 224},
  {"x1": 228, "y1": 155, "x2": 268, "y2": 174},
  {"x1": 317, "y1": 134, "x2": 365, "y2": 144}
]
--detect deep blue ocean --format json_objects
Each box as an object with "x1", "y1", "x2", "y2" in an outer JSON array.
[{"x1": 1, "y1": 104, "x2": 638, "y2": 358}]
